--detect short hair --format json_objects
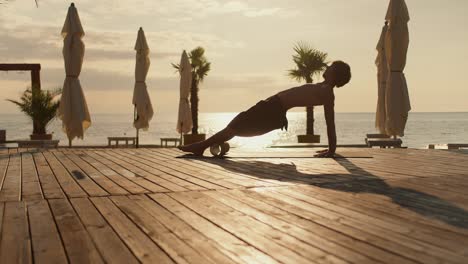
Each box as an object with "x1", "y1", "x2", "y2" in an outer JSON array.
[{"x1": 332, "y1": 61, "x2": 351, "y2": 87}]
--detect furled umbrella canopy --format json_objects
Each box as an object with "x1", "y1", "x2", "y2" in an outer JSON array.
[
  {"x1": 384, "y1": 0, "x2": 411, "y2": 136},
  {"x1": 177, "y1": 50, "x2": 193, "y2": 134},
  {"x1": 58, "y1": 3, "x2": 91, "y2": 144},
  {"x1": 375, "y1": 22, "x2": 389, "y2": 134},
  {"x1": 132, "y1": 27, "x2": 153, "y2": 130}
]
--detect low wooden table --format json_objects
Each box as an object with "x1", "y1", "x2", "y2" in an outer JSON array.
[
  {"x1": 366, "y1": 138, "x2": 403, "y2": 148},
  {"x1": 428, "y1": 143, "x2": 468, "y2": 150},
  {"x1": 108, "y1": 137, "x2": 136, "y2": 148},
  {"x1": 160, "y1": 138, "x2": 181, "y2": 147},
  {"x1": 16, "y1": 140, "x2": 59, "y2": 148}
]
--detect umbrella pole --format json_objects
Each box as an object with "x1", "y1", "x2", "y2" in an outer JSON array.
[
  {"x1": 68, "y1": 138, "x2": 72, "y2": 148},
  {"x1": 180, "y1": 122, "x2": 183, "y2": 146},
  {"x1": 134, "y1": 106, "x2": 139, "y2": 148},
  {"x1": 136, "y1": 129, "x2": 140, "y2": 148}
]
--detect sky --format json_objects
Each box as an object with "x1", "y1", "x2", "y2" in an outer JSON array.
[{"x1": 1, "y1": 0, "x2": 467, "y2": 114}]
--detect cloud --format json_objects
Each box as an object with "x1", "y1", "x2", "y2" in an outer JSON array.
[
  {"x1": 0, "y1": 13, "x2": 244, "y2": 80},
  {"x1": 77, "y1": 0, "x2": 296, "y2": 21}
]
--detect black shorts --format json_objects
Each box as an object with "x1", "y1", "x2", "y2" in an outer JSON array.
[{"x1": 228, "y1": 95, "x2": 288, "y2": 136}]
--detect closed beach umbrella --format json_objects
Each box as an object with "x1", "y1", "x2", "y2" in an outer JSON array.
[
  {"x1": 375, "y1": 22, "x2": 389, "y2": 134},
  {"x1": 177, "y1": 50, "x2": 193, "y2": 135},
  {"x1": 133, "y1": 27, "x2": 153, "y2": 133},
  {"x1": 384, "y1": 0, "x2": 411, "y2": 136},
  {"x1": 58, "y1": 3, "x2": 91, "y2": 146}
]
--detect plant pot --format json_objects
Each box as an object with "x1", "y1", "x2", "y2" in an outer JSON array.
[
  {"x1": 183, "y1": 134, "x2": 206, "y2": 145},
  {"x1": 30, "y1": 134, "x2": 52, "y2": 140},
  {"x1": 297, "y1": 134, "x2": 320, "y2": 143},
  {"x1": 0, "y1": 130, "x2": 5, "y2": 143}
]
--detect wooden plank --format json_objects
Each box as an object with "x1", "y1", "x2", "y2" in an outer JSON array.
[
  {"x1": 52, "y1": 151, "x2": 108, "y2": 197},
  {"x1": 89, "y1": 150, "x2": 174, "y2": 193},
  {"x1": 70, "y1": 198, "x2": 139, "y2": 264},
  {"x1": 149, "y1": 193, "x2": 279, "y2": 264},
  {"x1": 0, "y1": 152, "x2": 9, "y2": 196},
  {"x1": 205, "y1": 190, "x2": 390, "y2": 263},
  {"x1": 220, "y1": 189, "x2": 415, "y2": 264},
  {"x1": 247, "y1": 188, "x2": 465, "y2": 264},
  {"x1": 168, "y1": 191, "x2": 330, "y2": 264},
  {"x1": 32, "y1": 153, "x2": 65, "y2": 199},
  {"x1": 21, "y1": 153, "x2": 43, "y2": 201},
  {"x1": 0, "y1": 153, "x2": 21, "y2": 201},
  {"x1": 91, "y1": 150, "x2": 182, "y2": 192},
  {"x1": 48, "y1": 199, "x2": 104, "y2": 263},
  {"x1": 132, "y1": 149, "x2": 242, "y2": 189},
  {"x1": 111, "y1": 195, "x2": 217, "y2": 264},
  {"x1": 64, "y1": 151, "x2": 128, "y2": 195},
  {"x1": 94, "y1": 150, "x2": 191, "y2": 192},
  {"x1": 291, "y1": 184, "x2": 468, "y2": 240},
  {"x1": 0, "y1": 202, "x2": 32, "y2": 263},
  {"x1": 91, "y1": 197, "x2": 174, "y2": 263},
  {"x1": 158, "y1": 147, "x2": 293, "y2": 186},
  {"x1": 0, "y1": 63, "x2": 41, "y2": 71},
  {"x1": 0, "y1": 203, "x2": 4, "y2": 238},
  {"x1": 129, "y1": 195, "x2": 238, "y2": 264},
  {"x1": 150, "y1": 148, "x2": 283, "y2": 188},
  {"x1": 8, "y1": 148, "x2": 18, "y2": 154},
  {"x1": 27, "y1": 200, "x2": 68, "y2": 263},
  {"x1": 42, "y1": 151, "x2": 87, "y2": 198},
  {"x1": 110, "y1": 149, "x2": 218, "y2": 190},
  {"x1": 75, "y1": 150, "x2": 150, "y2": 194}
]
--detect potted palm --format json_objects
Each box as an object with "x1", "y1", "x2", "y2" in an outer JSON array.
[
  {"x1": 288, "y1": 42, "x2": 328, "y2": 143},
  {"x1": 173, "y1": 46, "x2": 211, "y2": 145},
  {"x1": 7, "y1": 87, "x2": 61, "y2": 140}
]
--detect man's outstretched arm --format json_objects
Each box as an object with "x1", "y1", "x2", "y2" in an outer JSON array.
[{"x1": 324, "y1": 103, "x2": 337, "y2": 154}]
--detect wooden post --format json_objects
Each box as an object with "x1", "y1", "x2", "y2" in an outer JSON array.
[
  {"x1": 31, "y1": 68, "x2": 41, "y2": 135},
  {"x1": 136, "y1": 129, "x2": 139, "y2": 148},
  {"x1": 0, "y1": 64, "x2": 42, "y2": 136},
  {"x1": 31, "y1": 69, "x2": 41, "y2": 90}
]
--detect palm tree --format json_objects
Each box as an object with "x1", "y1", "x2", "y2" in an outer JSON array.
[
  {"x1": 173, "y1": 47, "x2": 211, "y2": 134},
  {"x1": 7, "y1": 87, "x2": 61, "y2": 136},
  {"x1": 288, "y1": 42, "x2": 328, "y2": 136}
]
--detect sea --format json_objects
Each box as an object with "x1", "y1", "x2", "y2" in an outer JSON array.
[{"x1": 0, "y1": 112, "x2": 467, "y2": 149}]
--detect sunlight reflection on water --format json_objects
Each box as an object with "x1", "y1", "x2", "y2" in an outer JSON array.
[{"x1": 0, "y1": 112, "x2": 467, "y2": 149}]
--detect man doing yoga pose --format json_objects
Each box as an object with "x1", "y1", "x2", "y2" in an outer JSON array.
[{"x1": 179, "y1": 61, "x2": 351, "y2": 158}]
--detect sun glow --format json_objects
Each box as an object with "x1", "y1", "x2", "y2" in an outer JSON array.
[{"x1": 200, "y1": 112, "x2": 287, "y2": 150}]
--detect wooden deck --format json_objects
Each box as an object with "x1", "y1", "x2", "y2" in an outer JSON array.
[{"x1": 0, "y1": 147, "x2": 467, "y2": 263}]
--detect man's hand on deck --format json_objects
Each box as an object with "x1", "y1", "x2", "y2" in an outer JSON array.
[{"x1": 314, "y1": 149, "x2": 336, "y2": 158}]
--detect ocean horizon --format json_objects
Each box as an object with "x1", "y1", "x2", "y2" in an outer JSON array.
[{"x1": 1, "y1": 112, "x2": 467, "y2": 149}]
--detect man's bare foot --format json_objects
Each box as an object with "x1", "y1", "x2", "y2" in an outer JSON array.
[{"x1": 178, "y1": 143, "x2": 205, "y2": 156}]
